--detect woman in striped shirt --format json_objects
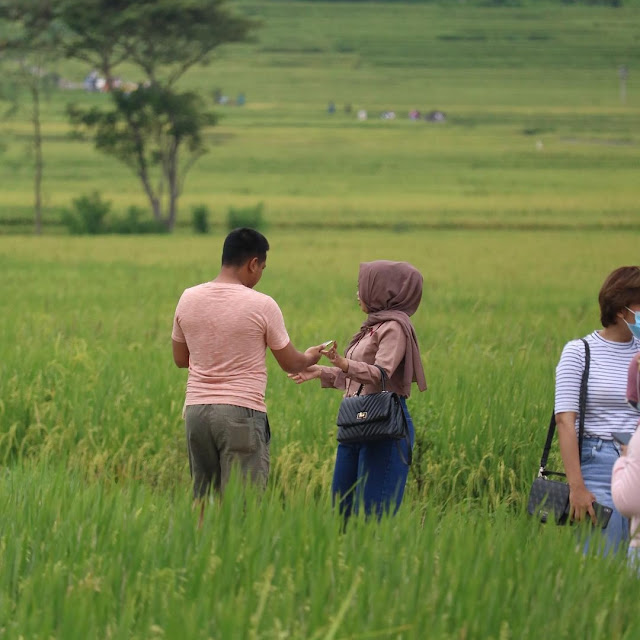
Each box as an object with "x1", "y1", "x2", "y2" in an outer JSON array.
[{"x1": 555, "y1": 266, "x2": 640, "y2": 555}]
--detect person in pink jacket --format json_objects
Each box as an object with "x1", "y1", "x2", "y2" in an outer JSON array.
[{"x1": 612, "y1": 352, "x2": 640, "y2": 569}]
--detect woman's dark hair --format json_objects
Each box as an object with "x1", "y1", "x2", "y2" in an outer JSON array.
[
  {"x1": 221, "y1": 228, "x2": 269, "y2": 267},
  {"x1": 599, "y1": 266, "x2": 640, "y2": 327}
]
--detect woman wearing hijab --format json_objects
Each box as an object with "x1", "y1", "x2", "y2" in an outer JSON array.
[{"x1": 289, "y1": 260, "x2": 427, "y2": 519}]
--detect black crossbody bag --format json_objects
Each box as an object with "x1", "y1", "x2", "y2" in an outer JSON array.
[
  {"x1": 336, "y1": 365, "x2": 412, "y2": 465},
  {"x1": 527, "y1": 338, "x2": 590, "y2": 524}
]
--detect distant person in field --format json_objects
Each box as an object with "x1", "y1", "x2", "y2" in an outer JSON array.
[
  {"x1": 612, "y1": 352, "x2": 640, "y2": 572},
  {"x1": 289, "y1": 261, "x2": 427, "y2": 521},
  {"x1": 172, "y1": 228, "x2": 324, "y2": 512},
  {"x1": 554, "y1": 266, "x2": 640, "y2": 555}
]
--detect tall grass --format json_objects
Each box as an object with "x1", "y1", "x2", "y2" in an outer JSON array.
[
  {"x1": 0, "y1": 229, "x2": 634, "y2": 506},
  {"x1": 2, "y1": 1, "x2": 640, "y2": 630},
  {"x1": 2, "y1": 461, "x2": 639, "y2": 639},
  {"x1": 2, "y1": 230, "x2": 640, "y2": 636}
]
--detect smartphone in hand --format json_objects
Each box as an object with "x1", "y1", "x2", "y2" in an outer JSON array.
[
  {"x1": 612, "y1": 432, "x2": 632, "y2": 447},
  {"x1": 592, "y1": 502, "x2": 613, "y2": 529}
]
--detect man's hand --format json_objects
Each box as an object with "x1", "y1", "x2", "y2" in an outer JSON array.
[
  {"x1": 569, "y1": 483, "x2": 597, "y2": 525},
  {"x1": 288, "y1": 365, "x2": 322, "y2": 384},
  {"x1": 273, "y1": 342, "x2": 324, "y2": 374},
  {"x1": 304, "y1": 344, "x2": 324, "y2": 367}
]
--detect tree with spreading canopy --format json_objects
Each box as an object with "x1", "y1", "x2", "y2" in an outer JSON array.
[{"x1": 60, "y1": 0, "x2": 255, "y2": 231}]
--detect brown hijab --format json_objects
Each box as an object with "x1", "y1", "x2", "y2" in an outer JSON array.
[{"x1": 346, "y1": 260, "x2": 427, "y2": 392}]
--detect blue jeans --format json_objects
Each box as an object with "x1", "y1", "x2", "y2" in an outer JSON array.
[
  {"x1": 331, "y1": 397, "x2": 415, "y2": 521},
  {"x1": 628, "y1": 547, "x2": 640, "y2": 576},
  {"x1": 580, "y1": 437, "x2": 629, "y2": 556}
]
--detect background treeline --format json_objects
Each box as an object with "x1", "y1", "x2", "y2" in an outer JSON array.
[
  {"x1": 283, "y1": 0, "x2": 633, "y2": 6},
  {"x1": 1, "y1": 0, "x2": 638, "y2": 235}
]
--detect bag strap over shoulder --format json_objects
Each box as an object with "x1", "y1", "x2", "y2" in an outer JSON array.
[
  {"x1": 539, "y1": 338, "x2": 590, "y2": 477},
  {"x1": 355, "y1": 364, "x2": 388, "y2": 396},
  {"x1": 374, "y1": 365, "x2": 414, "y2": 466},
  {"x1": 376, "y1": 365, "x2": 388, "y2": 391}
]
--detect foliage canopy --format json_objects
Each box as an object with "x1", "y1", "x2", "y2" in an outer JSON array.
[
  {"x1": 1, "y1": 0, "x2": 256, "y2": 231},
  {"x1": 60, "y1": 0, "x2": 255, "y2": 230}
]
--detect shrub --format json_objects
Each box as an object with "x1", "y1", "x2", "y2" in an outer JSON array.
[
  {"x1": 111, "y1": 206, "x2": 168, "y2": 234},
  {"x1": 62, "y1": 191, "x2": 111, "y2": 235},
  {"x1": 191, "y1": 205, "x2": 210, "y2": 234},
  {"x1": 227, "y1": 202, "x2": 265, "y2": 232}
]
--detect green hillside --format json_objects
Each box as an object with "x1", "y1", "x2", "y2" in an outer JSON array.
[{"x1": 1, "y1": 1, "x2": 639, "y2": 231}]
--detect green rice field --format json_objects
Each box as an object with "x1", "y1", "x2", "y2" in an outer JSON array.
[
  {"x1": 2, "y1": 1, "x2": 640, "y2": 638},
  {"x1": 2, "y1": 231, "x2": 640, "y2": 638}
]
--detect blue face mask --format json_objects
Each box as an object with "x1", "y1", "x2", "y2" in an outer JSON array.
[{"x1": 625, "y1": 307, "x2": 640, "y2": 340}]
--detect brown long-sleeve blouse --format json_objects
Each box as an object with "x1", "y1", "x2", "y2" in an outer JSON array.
[{"x1": 319, "y1": 321, "x2": 412, "y2": 397}]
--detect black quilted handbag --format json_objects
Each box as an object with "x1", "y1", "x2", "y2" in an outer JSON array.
[
  {"x1": 527, "y1": 474, "x2": 571, "y2": 524},
  {"x1": 336, "y1": 365, "x2": 411, "y2": 464},
  {"x1": 527, "y1": 339, "x2": 590, "y2": 524}
]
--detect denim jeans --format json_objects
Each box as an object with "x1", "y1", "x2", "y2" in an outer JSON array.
[
  {"x1": 628, "y1": 547, "x2": 640, "y2": 576},
  {"x1": 331, "y1": 397, "x2": 415, "y2": 521},
  {"x1": 580, "y1": 437, "x2": 629, "y2": 556}
]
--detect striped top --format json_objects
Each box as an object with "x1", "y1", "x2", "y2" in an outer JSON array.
[{"x1": 555, "y1": 331, "x2": 640, "y2": 439}]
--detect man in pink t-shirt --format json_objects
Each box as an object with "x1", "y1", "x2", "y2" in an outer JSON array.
[{"x1": 172, "y1": 228, "x2": 323, "y2": 506}]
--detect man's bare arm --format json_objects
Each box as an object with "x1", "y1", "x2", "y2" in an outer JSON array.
[
  {"x1": 173, "y1": 339, "x2": 190, "y2": 368},
  {"x1": 271, "y1": 341, "x2": 323, "y2": 374}
]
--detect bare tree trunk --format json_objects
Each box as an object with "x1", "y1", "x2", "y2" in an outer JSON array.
[
  {"x1": 31, "y1": 77, "x2": 43, "y2": 235},
  {"x1": 127, "y1": 114, "x2": 163, "y2": 225},
  {"x1": 138, "y1": 169, "x2": 162, "y2": 222},
  {"x1": 101, "y1": 54, "x2": 115, "y2": 93},
  {"x1": 166, "y1": 141, "x2": 179, "y2": 232}
]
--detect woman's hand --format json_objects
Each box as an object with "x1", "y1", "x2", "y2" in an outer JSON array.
[
  {"x1": 569, "y1": 483, "x2": 597, "y2": 525},
  {"x1": 320, "y1": 341, "x2": 348, "y2": 373},
  {"x1": 288, "y1": 365, "x2": 322, "y2": 384},
  {"x1": 556, "y1": 412, "x2": 597, "y2": 525}
]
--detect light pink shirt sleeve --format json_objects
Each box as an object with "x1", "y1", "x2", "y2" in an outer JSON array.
[
  {"x1": 172, "y1": 296, "x2": 186, "y2": 342},
  {"x1": 612, "y1": 429, "x2": 640, "y2": 518},
  {"x1": 345, "y1": 322, "x2": 407, "y2": 387},
  {"x1": 320, "y1": 366, "x2": 346, "y2": 390},
  {"x1": 262, "y1": 296, "x2": 290, "y2": 351},
  {"x1": 320, "y1": 322, "x2": 408, "y2": 395}
]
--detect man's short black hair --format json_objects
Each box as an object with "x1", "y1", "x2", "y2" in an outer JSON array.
[{"x1": 221, "y1": 228, "x2": 269, "y2": 267}]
